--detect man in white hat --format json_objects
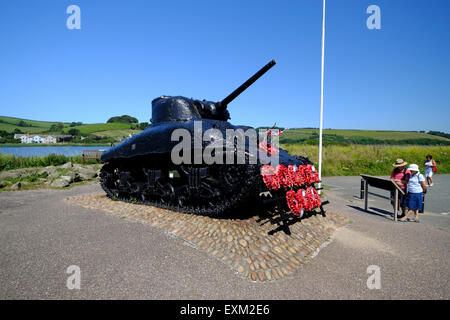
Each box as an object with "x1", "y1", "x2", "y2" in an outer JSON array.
[{"x1": 399, "y1": 164, "x2": 427, "y2": 222}]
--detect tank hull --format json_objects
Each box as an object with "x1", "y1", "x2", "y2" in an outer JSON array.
[{"x1": 99, "y1": 120, "x2": 322, "y2": 216}]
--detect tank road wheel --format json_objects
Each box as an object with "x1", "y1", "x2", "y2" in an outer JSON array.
[
  {"x1": 159, "y1": 182, "x2": 176, "y2": 205},
  {"x1": 100, "y1": 163, "x2": 121, "y2": 199},
  {"x1": 220, "y1": 165, "x2": 242, "y2": 193},
  {"x1": 174, "y1": 185, "x2": 190, "y2": 210},
  {"x1": 100, "y1": 156, "x2": 261, "y2": 216}
]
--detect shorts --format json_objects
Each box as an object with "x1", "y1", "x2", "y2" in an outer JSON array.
[
  {"x1": 406, "y1": 192, "x2": 423, "y2": 211},
  {"x1": 425, "y1": 169, "x2": 433, "y2": 178}
]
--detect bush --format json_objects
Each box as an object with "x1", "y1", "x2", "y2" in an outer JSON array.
[
  {"x1": 17, "y1": 120, "x2": 33, "y2": 127},
  {"x1": 67, "y1": 128, "x2": 80, "y2": 136},
  {"x1": 428, "y1": 131, "x2": 450, "y2": 139},
  {"x1": 107, "y1": 115, "x2": 138, "y2": 124},
  {"x1": 0, "y1": 154, "x2": 99, "y2": 171},
  {"x1": 48, "y1": 122, "x2": 64, "y2": 133},
  {"x1": 70, "y1": 135, "x2": 115, "y2": 144}
]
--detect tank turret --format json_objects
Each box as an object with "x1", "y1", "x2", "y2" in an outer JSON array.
[{"x1": 151, "y1": 60, "x2": 276, "y2": 124}]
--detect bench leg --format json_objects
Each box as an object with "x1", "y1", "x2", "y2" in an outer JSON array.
[
  {"x1": 364, "y1": 180, "x2": 368, "y2": 211},
  {"x1": 360, "y1": 179, "x2": 365, "y2": 199},
  {"x1": 394, "y1": 188, "x2": 398, "y2": 222}
]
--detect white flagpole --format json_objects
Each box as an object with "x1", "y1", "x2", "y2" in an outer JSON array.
[{"x1": 318, "y1": 0, "x2": 326, "y2": 194}]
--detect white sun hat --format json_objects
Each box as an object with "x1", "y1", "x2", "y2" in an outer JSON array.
[{"x1": 408, "y1": 164, "x2": 420, "y2": 172}]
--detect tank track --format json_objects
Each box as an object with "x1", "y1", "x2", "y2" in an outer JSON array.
[
  {"x1": 100, "y1": 152, "x2": 324, "y2": 217},
  {"x1": 99, "y1": 156, "x2": 262, "y2": 216}
]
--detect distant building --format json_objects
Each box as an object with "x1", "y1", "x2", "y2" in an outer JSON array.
[
  {"x1": 43, "y1": 135, "x2": 57, "y2": 144},
  {"x1": 14, "y1": 134, "x2": 58, "y2": 144}
]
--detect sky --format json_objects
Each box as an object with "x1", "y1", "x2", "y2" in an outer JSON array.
[{"x1": 0, "y1": 0, "x2": 449, "y2": 132}]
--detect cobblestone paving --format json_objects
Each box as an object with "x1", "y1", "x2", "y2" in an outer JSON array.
[{"x1": 66, "y1": 193, "x2": 349, "y2": 282}]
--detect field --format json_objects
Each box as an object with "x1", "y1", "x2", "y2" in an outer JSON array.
[
  {"x1": 282, "y1": 144, "x2": 450, "y2": 176},
  {"x1": 61, "y1": 123, "x2": 133, "y2": 135},
  {"x1": 279, "y1": 129, "x2": 450, "y2": 145},
  {"x1": 0, "y1": 116, "x2": 70, "y2": 133},
  {"x1": 92, "y1": 129, "x2": 143, "y2": 137},
  {"x1": 290, "y1": 129, "x2": 449, "y2": 140},
  {"x1": 0, "y1": 116, "x2": 138, "y2": 139}
]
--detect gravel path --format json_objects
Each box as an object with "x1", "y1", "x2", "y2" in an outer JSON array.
[{"x1": 0, "y1": 181, "x2": 448, "y2": 299}]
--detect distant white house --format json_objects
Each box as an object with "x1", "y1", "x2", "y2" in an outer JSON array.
[
  {"x1": 42, "y1": 135, "x2": 57, "y2": 144},
  {"x1": 14, "y1": 134, "x2": 57, "y2": 144}
]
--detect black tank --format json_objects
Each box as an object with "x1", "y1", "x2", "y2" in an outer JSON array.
[{"x1": 100, "y1": 60, "x2": 326, "y2": 217}]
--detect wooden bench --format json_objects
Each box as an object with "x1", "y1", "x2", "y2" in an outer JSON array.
[{"x1": 82, "y1": 149, "x2": 103, "y2": 164}]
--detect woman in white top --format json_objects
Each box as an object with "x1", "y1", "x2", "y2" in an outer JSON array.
[
  {"x1": 424, "y1": 155, "x2": 436, "y2": 187},
  {"x1": 399, "y1": 164, "x2": 427, "y2": 223}
]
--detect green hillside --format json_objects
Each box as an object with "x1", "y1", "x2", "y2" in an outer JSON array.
[
  {"x1": 92, "y1": 129, "x2": 143, "y2": 137},
  {"x1": 0, "y1": 116, "x2": 139, "y2": 138},
  {"x1": 0, "y1": 116, "x2": 69, "y2": 133},
  {"x1": 280, "y1": 128, "x2": 449, "y2": 141},
  {"x1": 278, "y1": 128, "x2": 450, "y2": 145},
  {"x1": 61, "y1": 123, "x2": 132, "y2": 135},
  {"x1": 1, "y1": 115, "x2": 449, "y2": 146}
]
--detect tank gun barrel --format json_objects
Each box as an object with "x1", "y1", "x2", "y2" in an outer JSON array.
[{"x1": 220, "y1": 59, "x2": 276, "y2": 108}]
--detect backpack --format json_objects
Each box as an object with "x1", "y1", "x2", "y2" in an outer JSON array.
[{"x1": 401, "y1": 168, "x2": 408, "y2": 190}]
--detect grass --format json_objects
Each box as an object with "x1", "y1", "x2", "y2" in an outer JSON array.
[
  {"x1": 0, "y1": 116, "x2": 70, "y2": 133},
  {"x1": 0, "y1": 116, "x2": 133, "y2": 136},
  {"x1": 0, "y1": 116, "x2": 68, "y2": 128},
  {"x1": 282, "y1": 144, "x2": 450, "y2": 176},
  {"x1": 92, "y1": 129, "x2": 143, "y2": 137},
  {"x1": 0, "y1": 122, "x2": 49, "y2": 133},
  {"x1": 281, "y1": 128, "x2": 450, "y2": 141},
  {"x1": 61, "y1": 123, "x2": 131, "y2": 135},
  {"x1": 0, "y1": 154, "x2": 99, "y2": 171},
  {"x1": 0, "y1": 143, "x2": 110, "y2": 147}
]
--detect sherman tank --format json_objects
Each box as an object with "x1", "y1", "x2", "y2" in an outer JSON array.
[{"x1": 100, "y1": 60, "x2": 326, "y2": 217}]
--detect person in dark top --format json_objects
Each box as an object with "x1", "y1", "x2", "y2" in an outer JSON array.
[{"x1": 390, "y1": 158, "x2": 411, "y2": 218}]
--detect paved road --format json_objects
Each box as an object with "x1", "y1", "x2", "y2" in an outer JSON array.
[
  {"x1": 0, "y1": 182, "x2": 449, "y2": 299},
  {"x1": 322, "y1": 174, "x2": 450, "y2": 232}
]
